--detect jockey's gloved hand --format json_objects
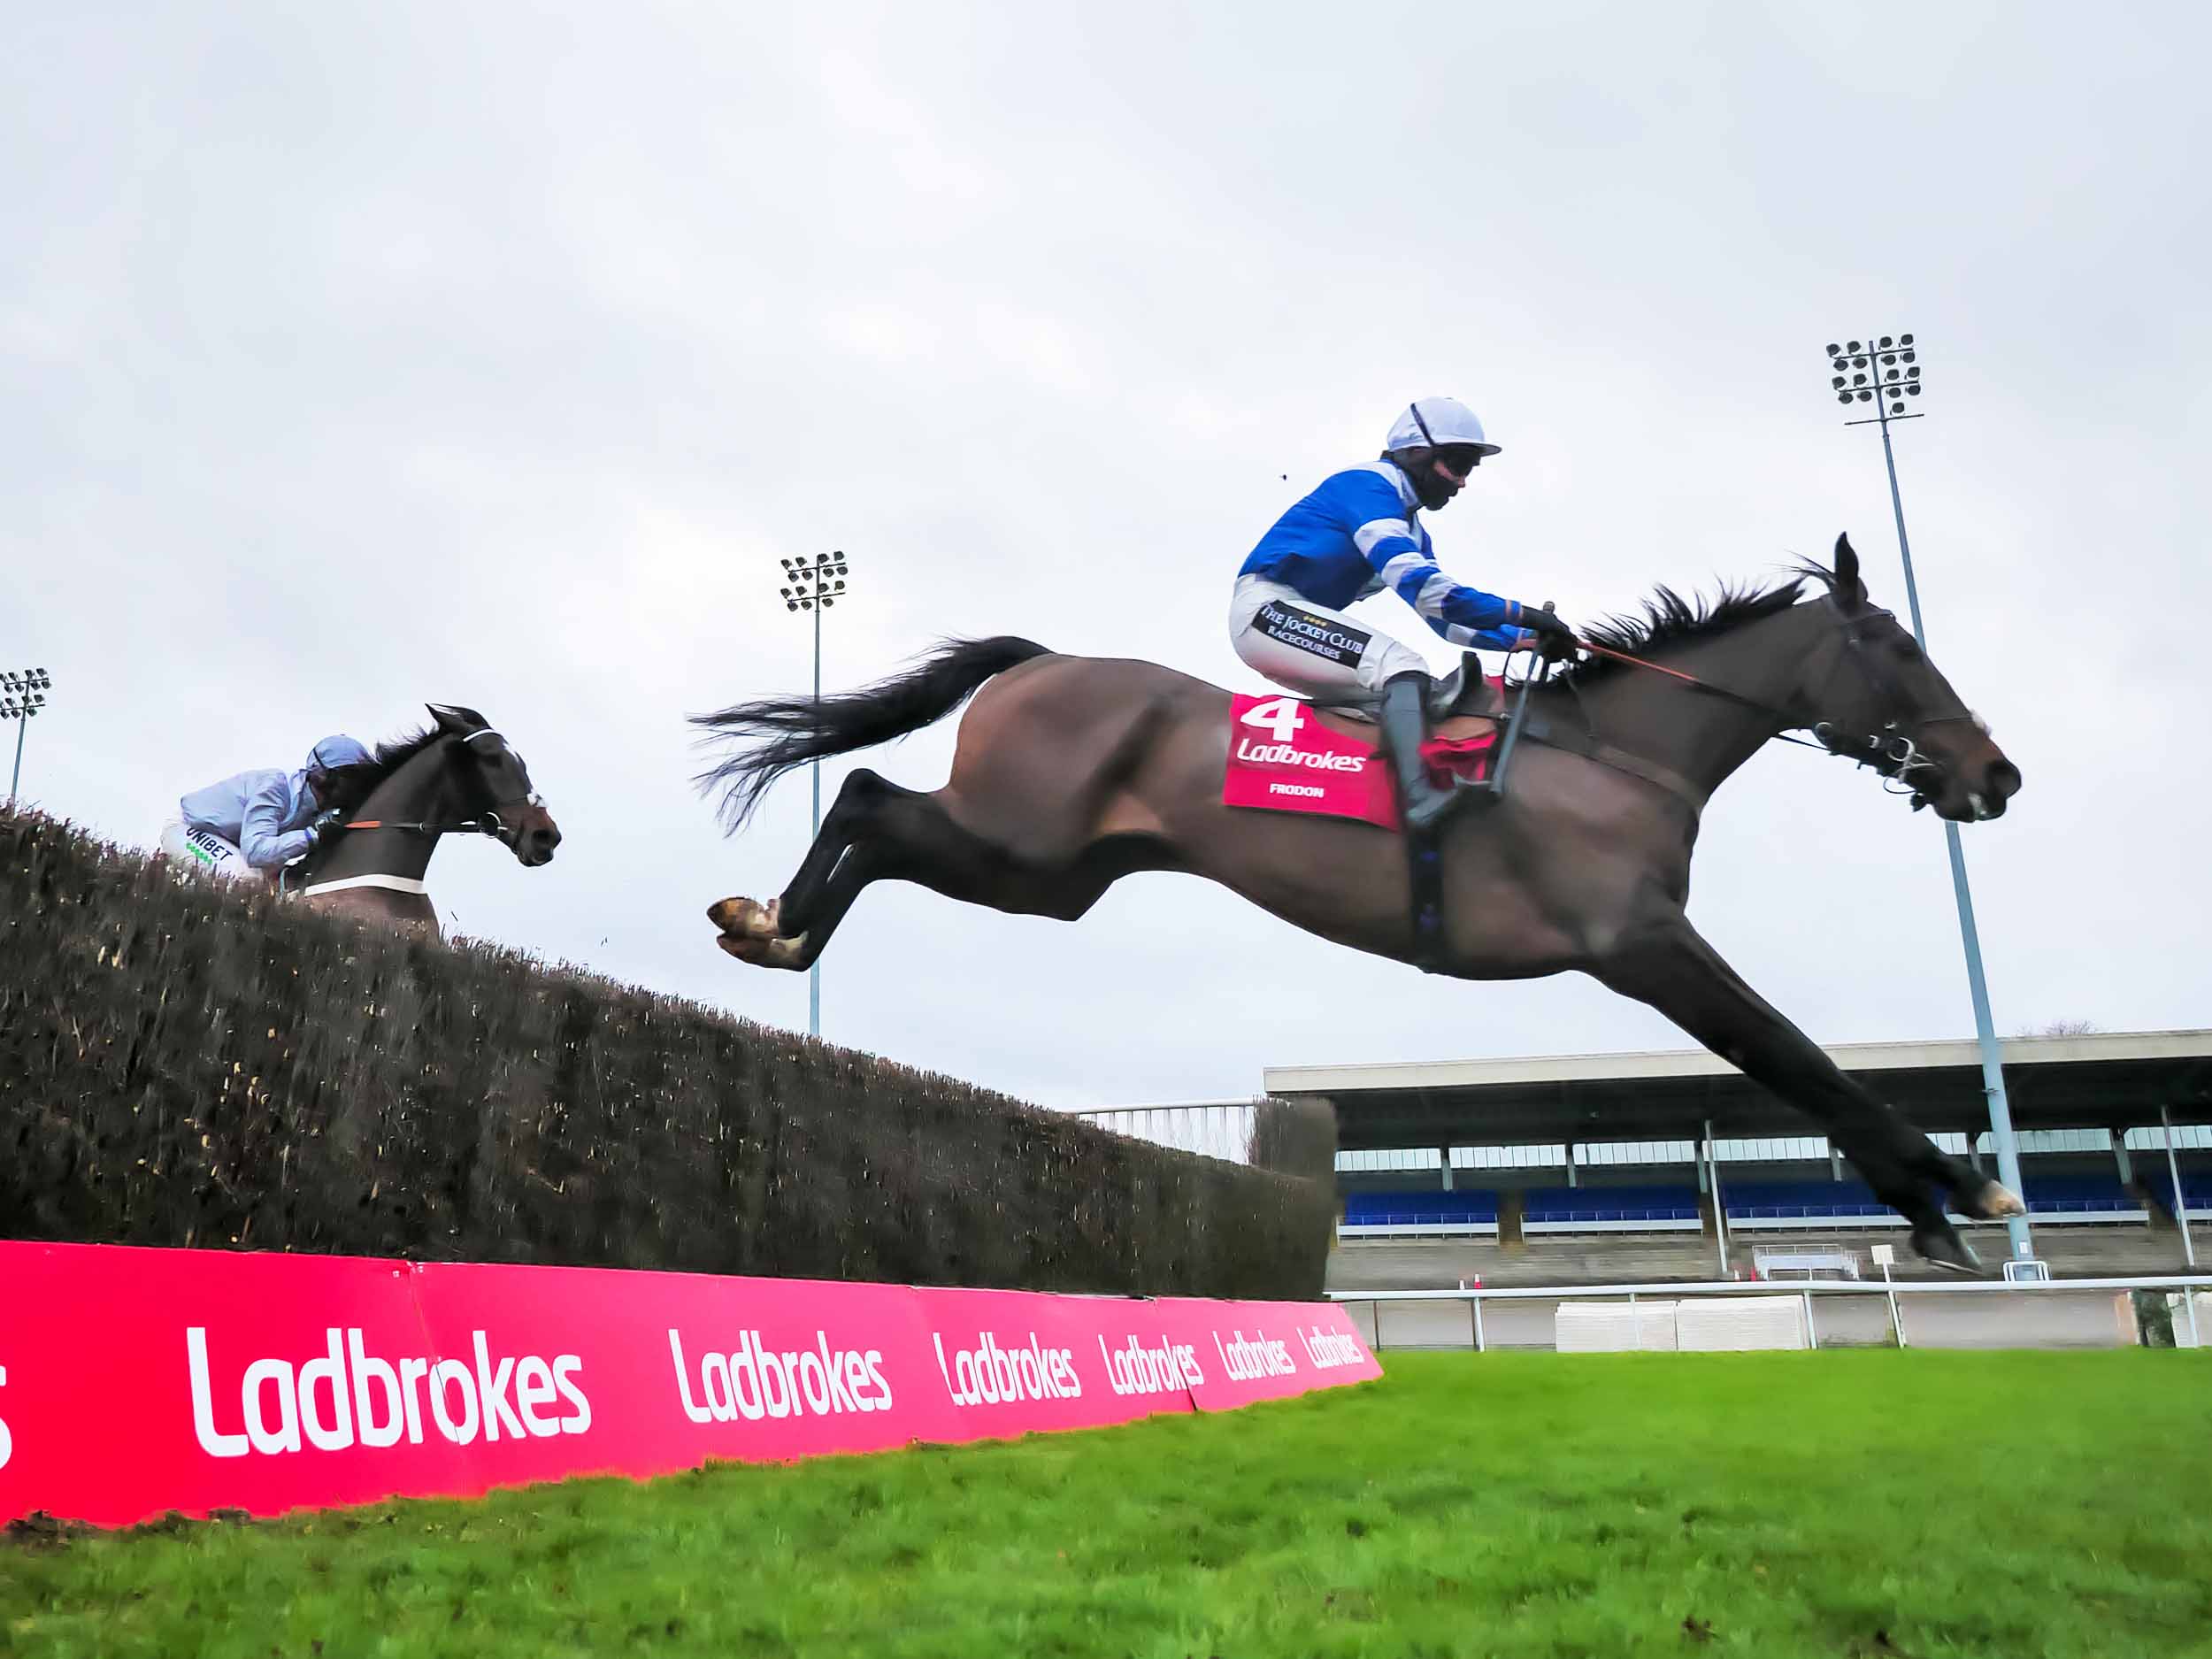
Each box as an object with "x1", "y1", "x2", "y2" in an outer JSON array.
[
  {"x1": 1517, "y1": 606, "x2": 1578, "y2": 661},
  {"x1": 306, "y1": 806, "x2": 345, "y2": 843}
]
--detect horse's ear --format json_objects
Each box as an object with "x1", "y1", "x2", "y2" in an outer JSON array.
[
  {"x1": 426, "y1": 703, "x2": 488, "y2": 734},
  {"x1": 1832, "y1": 534, "x2": 1867, "y2": 611}
]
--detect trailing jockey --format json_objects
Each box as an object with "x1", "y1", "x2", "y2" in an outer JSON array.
[
  {"x1": 1231, "y1": 396, "x2": 1577, "y2": 829},
  {"x1": 161, "y1": 733, "x2": 375, "y2": 882}
]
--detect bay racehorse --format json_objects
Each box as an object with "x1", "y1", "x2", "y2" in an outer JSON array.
[
  {"x1": 294, "y1": 703, "x2": 560, "y2": 933},
  {"x1": 694, "y1": 536, "x2": 2024, "y2": 1269}
]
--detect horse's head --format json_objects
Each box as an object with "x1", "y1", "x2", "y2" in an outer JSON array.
[
  {"x1": 426, "y1": 703, "x2": 563, "y2": 864},
  {"x1": 1809, "y1": 535, "x2": 2023, "y2": 823}
]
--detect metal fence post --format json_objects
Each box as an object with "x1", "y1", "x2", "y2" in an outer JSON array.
[{"x1": 2162, "y1": 1106, "x2": 2195, "y2": 1270}]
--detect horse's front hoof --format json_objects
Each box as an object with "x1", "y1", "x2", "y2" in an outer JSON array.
[
  {"x1": 1962, "y1": 1179, "x2": 2025, "y2": 1220},
  {"x1": 1911, "y1": 1225, "x2": 1985, "y2": 1275},
  {"x1": 1947, "y1": 1177, "x2": 2026, "y2": 1230}
]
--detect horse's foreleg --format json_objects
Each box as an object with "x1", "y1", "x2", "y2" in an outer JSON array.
[{"x1": 1592, "y1": 918, "x2": 2023, "y2": 1272}]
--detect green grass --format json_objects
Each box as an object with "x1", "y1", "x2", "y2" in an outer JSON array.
[{"x1": 5, "y1": 1351, "x2": 2208, "y2": 1657}]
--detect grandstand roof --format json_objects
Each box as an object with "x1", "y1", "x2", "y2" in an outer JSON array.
[{"x1": 1265, "y1": 1029, "x2": 2212, "y2": 1151}]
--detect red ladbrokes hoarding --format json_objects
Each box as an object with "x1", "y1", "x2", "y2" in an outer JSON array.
[{"x1": 0, "y1": 1241, "x2": 1379, "y2": 1527}]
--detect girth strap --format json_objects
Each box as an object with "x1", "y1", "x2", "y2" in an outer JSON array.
[{"x1": 1517, "y1": 713, "x2": 1709, "y2": 818}]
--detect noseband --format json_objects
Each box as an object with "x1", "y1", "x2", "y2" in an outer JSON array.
[
  {"x1": 1570, "y1": 600, "x2": 1977, "y2": 808},
  {"x1": 1808, "y1": 609, "x2": 1980, "y2": 807}
]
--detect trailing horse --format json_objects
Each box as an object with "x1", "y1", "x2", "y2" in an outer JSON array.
[
  {"x1": 292, "y1": 703, "x2": 561, "y2": 933},
  {"x1": 694, "y1": 536, "x2": 2024, "y2": 1270}
]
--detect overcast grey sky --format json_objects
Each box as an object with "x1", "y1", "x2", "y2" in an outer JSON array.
[{"x1": 5, "y1": 2, "x2": 2207, "y2": 1108}]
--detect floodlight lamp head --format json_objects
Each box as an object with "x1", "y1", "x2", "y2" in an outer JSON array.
[
  {"x1": 1847, "y1": 340, "x2": 1862, "y2": 352},
  {"x1": 1824, "y1": 342, "x2": 1840, "y2": 356},
  {"x1": 1857, "y1": 389, "x2": 1872, "y2": 402},
  {"x1": 821, "y1": 596, "x2": 835, "y2": 609},
  {"x1": 1837, "y1": 392, "x2": 1853, "y2": 405},
  {"x1": 1907, "y1": 383, "x2": 1921, "y2": 396},
  {"x1": 1879, "y1": 335, "x2": 1893, "y2": 349},
  {"x1": 1900, "y1": 332, "x2": 1915, "y2": 345},
  {"x1": 1832, "y1": 375, "x2": 1846, "y2": 388}
]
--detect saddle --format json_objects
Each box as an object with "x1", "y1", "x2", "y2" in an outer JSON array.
[
  {"x1": 1306, "y1": 652, "x2": 1506, "y2": 736},
  {"x1": 1221, "y1": 655, "x2": 1506, "y2": 833}
]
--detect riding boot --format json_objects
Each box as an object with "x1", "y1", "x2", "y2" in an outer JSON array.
[{"x1": 1381, "y1": 671, "x2": 1469, "y2": 834}]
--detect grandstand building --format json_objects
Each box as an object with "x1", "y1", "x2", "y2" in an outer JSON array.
[
  {"x1": 1074, "y1": 1031, "x2": 2210, "y2": 1289},
  {"x1": 1273, "y1": 1029, "x2": 2211, "y2": 1286}
]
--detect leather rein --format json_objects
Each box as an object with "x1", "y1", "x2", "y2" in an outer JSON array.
[{"x1": 1522, "y1": 602, "x2": 1976, "y2": 816}]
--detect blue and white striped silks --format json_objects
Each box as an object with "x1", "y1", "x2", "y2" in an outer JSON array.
[{"x1": 1237, "y1": 460, "x2": 1532, "y2": 652}]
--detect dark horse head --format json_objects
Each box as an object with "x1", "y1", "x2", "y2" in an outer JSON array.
[
  {"x1": 299, "y1": 703, "x2": 560, "y2": 930},
  {"x1": 1799, "y1": 535, "x2": 2023, "y2": 822}
]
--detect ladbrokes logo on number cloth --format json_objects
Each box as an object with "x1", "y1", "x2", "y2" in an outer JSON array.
[{"x1": 1221, "y1": 694, "x2": 1397, "y2": 827}]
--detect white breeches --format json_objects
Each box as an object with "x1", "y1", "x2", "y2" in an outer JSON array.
[
  {"x1": 160, "y1": 818, "x2": 257, "y2": 883},
  {"x1": 1227, "y1": 575, "x2": 1430, "y2": 705}
]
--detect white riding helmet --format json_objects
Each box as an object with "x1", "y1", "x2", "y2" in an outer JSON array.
[{"x1": 1386, "y1": 396, "x2": 1501, "y2": 458}]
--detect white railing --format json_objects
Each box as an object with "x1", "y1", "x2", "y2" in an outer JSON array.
[
  {"x1": 1073, "y1": 1099, "x2": 1263, "y2": 1164},
  {"x1": 1330, "y1": 1273, "x2": 2212, "y2": 1353}
]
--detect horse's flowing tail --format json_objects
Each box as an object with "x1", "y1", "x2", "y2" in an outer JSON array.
[{"x1": 692, "y1": 636, "x2": 1052, "y2": 830}]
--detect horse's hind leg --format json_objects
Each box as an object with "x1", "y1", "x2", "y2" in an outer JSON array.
[
  {"x1": 1593, "y1": 918, "x2": 2024, "y2": 1272},
  {"x1": 708, "y1": 768, "x2": 1139, "y2": 971},
  {"x1": 707, "y1": 768, "x2": 889, "y2": 968}
]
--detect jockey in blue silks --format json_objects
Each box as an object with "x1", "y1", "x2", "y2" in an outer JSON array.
[
  {"x1": 161, "y1": 734, "x2": 375, "y2": 881},
  {"x1": 1230, "y1": 396, "x2": 1576, "y2": 830}
]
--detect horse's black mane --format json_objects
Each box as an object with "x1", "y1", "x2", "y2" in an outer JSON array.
[
  {"x1": 319, "y1": 725, "x2": 447, "y2": 813},
  {"x1": 373, "y1": 726, "x2": 444, "y2": 776},
  {"x1": 1547, "y1": 561, "x2": 1837, "y2": 687}
]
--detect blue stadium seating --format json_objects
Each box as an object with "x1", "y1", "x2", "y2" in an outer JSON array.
[
  {"x1": 1521, "y1": 1184, "x2": 1701, "y2": 1225},
  {"x1": 2017, "y1": 1174, "x2": 2140, "y2": 1215},
  {"x1": 1724, "y1": 1174, "x2": 2142, "y2": 1222},
  {"x1": 1723, "y1": 1179, "x2": 1887, "y2": 1221},
  {"x1": 2143, "y1": 1171, "x2": 2212, "y2": 1214},
  {"x1": 1340, "y1": 1189, "x2": 1500, "y2": 1227}
]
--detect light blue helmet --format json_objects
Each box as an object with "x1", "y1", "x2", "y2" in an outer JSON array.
[{"x1": 307, "y1": 735, "x2": 372, "y2": 772}]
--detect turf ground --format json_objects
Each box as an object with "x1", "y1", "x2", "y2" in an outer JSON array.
[{"x1": 5, "y1": 1350, "x2": 2208, "y2": 1657}]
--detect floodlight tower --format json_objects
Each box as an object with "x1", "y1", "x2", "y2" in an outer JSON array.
[
  {"x1": 777, "y1": 551, "x2": 854, "y2": 1039},
  {"x1": 1821, "y1": 334, "x2": 2032, "y2": 1264},
  {"x1": 2, "y1": 667, "x2": 53, "y2": 804}
]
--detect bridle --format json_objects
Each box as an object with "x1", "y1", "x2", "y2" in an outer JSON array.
[
  {"x1": 338, "y1": 731, "x2": 544, "y2": 850},
  {"x1": 1564, "y1": 598, "x2": 1979, "y2": 810}
]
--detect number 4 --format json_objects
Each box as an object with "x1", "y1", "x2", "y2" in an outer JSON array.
[{"x1": 1240, "y1": 696, "x2": 1303, "y2": 744}]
